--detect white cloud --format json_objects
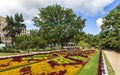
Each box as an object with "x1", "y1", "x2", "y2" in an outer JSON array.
[
  {"x1": 24, "y1": 20, "x2": 39, "y2": 30},
  {"x1": 96, "y1": 18, "x2": 103, "y2": 31},
  {"x1": 64, "y1": 0, "x2": 114, "y2": 15},
  {"x1": 0, "y1": 0, "x2": 22, "y2": 16},
  {"x1": 0, "y1": 0, "x2": 114, "y2": 30},
  {"x1": 24, "y1": 20, "x2": 32, "y2": 25}
]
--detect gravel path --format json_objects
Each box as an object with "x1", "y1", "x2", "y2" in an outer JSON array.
[{"x1": 104, "y1": 50, "x2": 120, "y2": 75}]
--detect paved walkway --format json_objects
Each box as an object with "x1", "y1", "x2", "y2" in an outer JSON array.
[{"x1": 104, "y1": 50, "x2": 120, "y2": 75}]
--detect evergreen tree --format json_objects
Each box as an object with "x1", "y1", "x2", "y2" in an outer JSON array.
[{"x1": 3, "y1": 13, "x2": 26, "y2": 46}]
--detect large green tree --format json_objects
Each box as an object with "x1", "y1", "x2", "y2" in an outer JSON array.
[
  {"x1": 100, "y1": 4, "x2": 120, "y2": 50},
  {"x1": 33, "y1": 5, "x2": 85, "y2": 48},
  {"x1": 3, "y1": 13, "x2": 26, "y2": 46}
]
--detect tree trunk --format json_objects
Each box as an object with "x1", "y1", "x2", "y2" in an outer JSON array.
[
  {"x1": 61, "y1": 42, "x2": 64, "y2": 50},
  {"x1": 11, "y1": 39, "x2": 14, "y2": 48},
  {"x1": 36, "y1": 45, "x2": 39, "y2": 51}
]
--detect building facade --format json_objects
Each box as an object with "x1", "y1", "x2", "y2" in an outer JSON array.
[{"x1": 0, "y1": 16, "x2": 26, "y2": 46}]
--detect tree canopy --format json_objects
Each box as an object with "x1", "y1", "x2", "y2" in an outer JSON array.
[
  {"x1": 15, "y1": 30, "x2": 47, "y2": 51},
  {"x1": 100, "y1": 4, "x2": 120, "y2": 50},
  {"x1": 3, "y1": 13, "x2": 26, "y2": 46},
  {"x1": 33, "y1": 5, "x2": 86, "y2": 48}
]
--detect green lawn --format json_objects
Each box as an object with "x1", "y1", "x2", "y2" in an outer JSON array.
[
  {"x1": 0, "y1": 53, "x2": 21, "y2": 56},
  {"x1": 104, "y1": 53, "x2": 115, "y2": 75},
  {"x1": 76, "y1": 51, "x2": 100, "y2": 75}
]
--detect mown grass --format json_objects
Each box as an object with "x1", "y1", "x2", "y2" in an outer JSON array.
[
  {"x1": 0, "y1": 53, "x2": 22, "y2": 56},
  {"x1": 76, "y1": 51, "x2": 100, "y2": 75},
  {"x1": 104, "y1": 53, "x2": 115, "y2": 75}
]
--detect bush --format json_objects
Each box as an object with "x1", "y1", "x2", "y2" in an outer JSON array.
[
  {"x1": 0, "y1": 46, "x2": 20, "y2": 53},
  {"x1": 0, "y1": 48, "x2": 4, "y2": 52},
  {"x1": 1, "y1": 47, "x2": 8, "y2": 52},
  {"x1": 45, "y1": 47, "x2": 52, "y2": 51},
  {"x1": 77, "y1": 41, "x2": 89, "y2": 49}
]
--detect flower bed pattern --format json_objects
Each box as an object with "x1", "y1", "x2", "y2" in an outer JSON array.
[{"x1": 0, "y1": 49, "x2": 97, "y2": 75}]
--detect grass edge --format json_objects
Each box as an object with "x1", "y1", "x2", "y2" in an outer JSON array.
[{"x1": 104, "y1": 52, "x2": 115, "y2": 75}]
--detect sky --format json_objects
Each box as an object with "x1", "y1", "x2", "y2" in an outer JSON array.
[{"x1": 0, "y1": 0, "x2": 120, "y2": 35}]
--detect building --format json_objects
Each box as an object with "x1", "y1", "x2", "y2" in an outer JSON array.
[
  {"x1": 63, "y1": 42, "x2": 76, "y2": 49},
  {"x1": 0, "y1": 16, "x2": 26, "y2": 46},
  {"x1": 0, "y1": 16, "x2": 10, "y2": 46}
]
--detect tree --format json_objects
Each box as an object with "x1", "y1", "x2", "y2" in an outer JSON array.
[
  {"x1": 100, "y1": 4, "x2": 120, "y2": 50},
  {"x1": 16, "y1": 34, "x2": 47, "y2": 51},
  {"x1": 0, "y1": 37, "x2": 2, "y2": 44},
  {"x1": 29, "y1": 29, "x2": 38, "y2": 36},
  {"x1": 29, "y1": 29, "x2": 47, "y2": 50},
  {"x1": 15, "y1": 35, "x2": 33, "y2": 52},
  {"x1": 3, "y1": 13, "x2": 26, "y2": 46},
  {"x1": 33, "y1": 36, "x2": 47, "y2": 50},
  {"x1": 90, "y1": 34, "x2": 100, "y2": 47},
  {"x1": 33, "y1": 5, "x2": 85, "y2": 49},
  {"x1": 77, "y1": 41, "x2": 89, "y2": 49}
]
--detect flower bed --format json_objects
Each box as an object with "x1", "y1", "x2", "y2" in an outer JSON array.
[
  {"x1": 98, "y1": 51, "x2": 108, "y2": 75},
  {"x1": 0, "y1": 49, "x2": 97, "y2": 75},
  {"x1": 0, "y1": 57, "x2": 35, "y2": 72},
  {"x1": 0, "y1": 61, "x2": 83, "y2": 75},
  {"x1": 22, "y1": 53, "x2": 58, "y2": 62}
]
